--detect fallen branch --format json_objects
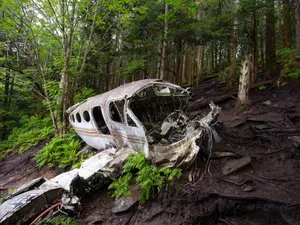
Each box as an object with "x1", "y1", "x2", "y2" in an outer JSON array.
[
  {"x1": 246, "y1": 174, "x2": 300, "y2": 200},
  {"x1": 208, "y1": 192, "x2": 294, "y2": 205},
  {"x1": 261, "y1": 128, "x2": 300, "y2": 133},
  {"x1": 215, "y1": 177, "x2": 251, "y2": 186}
]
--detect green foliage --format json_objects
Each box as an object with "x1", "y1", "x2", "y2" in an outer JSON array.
[
  {"x1": 42, "y1": 81, "x2": 61, "y2": 111},
  {"x1": 278, "y1": 49, "x2": 300, "y2": 79},
  {"x1": 74, "y1": 87, "x2": 95, "y2": 103},
  {"x1": 35, "y1": 216, "x2": 79, "y2": 225},
  {"x1": 0, "y1": 116, "x2": 54, "y2": 160},
  {"x1": 35, "y1": 131, "x2": 83, "y2": 169},
  {"x1": 258, "y1": 85, "x2": 266, "y2": 91},
  {"x1": 108, "y1": 153, "x2": 182, "y2": 204},
  {"x1": 9, "y1": 116, "x2": 54, "y2": 153},
  {"x1": 120, "y1": 60, "x2": 148, "y2": 78}
]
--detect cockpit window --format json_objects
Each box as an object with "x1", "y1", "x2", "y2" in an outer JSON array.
[
  {"x1": 92, "y1": 106, "x2": 110, "y2": 134},
  {"x1": 109, "y1": 100, "x2": 125, "y2": 124}
]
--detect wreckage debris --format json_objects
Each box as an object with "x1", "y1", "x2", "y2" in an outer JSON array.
[{"x1": 0, "y1": 79, "x2": 220, "y2": 224}]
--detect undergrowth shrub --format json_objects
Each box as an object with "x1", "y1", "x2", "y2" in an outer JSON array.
[
  {"x1": 35, "y1": 216, "x2": 79, "y2": 225},
  {"x1": 108, "y1": 153, "x2": 182, "y2": 204},
  {"x1": 278, "y1": 48, "x2": 300, "y2": 79},
  {"x1": 0, "y1": 116, "x2": 54, "y2": 161},
  {"x1": 35, "y1": 131, "x2": 85, "y2": 169}
]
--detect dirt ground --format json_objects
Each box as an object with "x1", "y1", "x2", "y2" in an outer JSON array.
[
  {"x1": 0, "y1": 140, "x2": 58, "y2": 197},
  {"x1": 77, "y1": 77, "x2": 300, "y2": 225},
  {"x1": 1, "y1": 76, "x2": 300, "y2": 225}
]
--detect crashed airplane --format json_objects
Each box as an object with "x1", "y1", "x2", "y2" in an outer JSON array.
[
  {"x1": 67, "y1": 79, "x2": 220, "y2": 167},
  {"x1": 0, "y1": 79, "x2": 220, "y2": 224}
]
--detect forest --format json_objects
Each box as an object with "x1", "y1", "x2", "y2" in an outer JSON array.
[
  {"x1": 0, "y1": 0, "x2": 299, "y2": 142},
  {"x1": 0, "y1": 0, "x2": 300, "y2": 224}
]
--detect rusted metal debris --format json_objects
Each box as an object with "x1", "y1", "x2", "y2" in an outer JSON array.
[{"x1": 0, "y1": 79, "x2": 220, "y2": 224}]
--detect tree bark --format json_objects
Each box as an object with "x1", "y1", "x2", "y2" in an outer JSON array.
[
  {"x1": 195, "y1": 0, "x2": 204, "y2": 85},
  {"x1": 0, "y1": 69, "x2": 10, "y2": 140},
  {"x1": 207, "y1": 42, "x2": 214, "y2": 75},
  {"x1": 238, "y1": 55, "x2": 251, "y2": 104},
  {"x1": 229, "y1": 21, "x2": 237, "y2": 85},
  {"x1": 296, "y1": 0, "x2": 300, "y2": 55},
  {"x1": 260, "y1": 18, "x2": 265, "y2": 76},
  {"x1": 59, "y1": 0, "x2": 76, "y2": 135},
  {"x1": 251, "y1": 10, "x2": 258, "y2": 83},
  {"x1": 196, "y1": 46, "x2": 204, "y2": 85},
  {"x1": 182, "y1": 47, "x2": 187, "y2": 84},
  {"x1": 160, "y1": 2, "x2": 168, "y2": 80},
  {"x1": 265, "y1": 0, "x2": 277, "y2": 78},
  {"x1": 283, "y1": 0, "x2": 291, "y2": 48},
  {"x1": 188, "y1": 49, "x2": 194, "y2": 86}
]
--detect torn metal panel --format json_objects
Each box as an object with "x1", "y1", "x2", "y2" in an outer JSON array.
[
  {"x1": 0, "y1": 187, "x2": 63, "y2": 225},
  {"x1": 149, "y1": 103, "x2": 220, "y2": 168},
  {"x1": 6, "y1": 177, "x2": 46, "y2": 200}
]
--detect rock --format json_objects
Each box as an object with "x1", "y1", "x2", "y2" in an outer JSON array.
[
  {"x1": 288, "y1": 136, "x2": 300, "y2": 148},
  {"x1": 222, "y1": 156, "x2": 251, "y2": 175},
  {"x1": 263, "y1": 100, "x2": 271, "y2": 105},
  {"x1": 241, "y1": 184, "x2": 254, "y2": 192},
  {"x1": 112, "y1": 196, "x2": 139, "y2": 213}
]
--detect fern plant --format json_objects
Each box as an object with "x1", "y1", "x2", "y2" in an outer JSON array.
[
  {"x1": 35, "y1": 131, "x2": 84, "y2": 169},
  {"x1": 35, "y1": 216, "x2": 79, "y2": 225},
  {"x1": 0, "y1": 116, "x2": 54, "y2": 161},
  {"x1": 108, "y1": 153, "x2": 182, "y2": 204}
]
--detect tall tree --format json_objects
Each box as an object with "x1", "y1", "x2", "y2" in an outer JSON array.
[
  {"x1": 160, "y1": 2, "x2": 168, "y2": 80},
  {"x1": 283, "y1": 0, "x2": 291, "y2": 48},
  {"x1": 265, "y1": 0, "x2": 277, "y2": 77},
  {"x1": 296, "y1": 0, "x2": 300, "y2": 55}
]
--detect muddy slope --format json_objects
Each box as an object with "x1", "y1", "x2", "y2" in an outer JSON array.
[
  {"x1": 0, "y1": 140, "x2": 58, "y2": 197},
  {"x1": 78, "y1": 78, "x2": 300, "y2": 225}
]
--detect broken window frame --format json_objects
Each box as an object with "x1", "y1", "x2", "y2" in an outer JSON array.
[
  {"x1": 92, "y1": 106, "x2": 110, "y2": 135},
  {"x1": 125, "y1": 99, "x2": 145, "y2": 129},
  {"x1": 108, "y1": 99, "x2": 125, "y2": 125}
]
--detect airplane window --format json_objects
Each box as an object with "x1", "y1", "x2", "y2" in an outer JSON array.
[
  {"x1": 109, "y1": 102, "x2": 123, "y2": 123},
  {"x1": 92, "y1": 106, "x2": 110, "y2": 134},
  {"x1": 71, "y1": 114, "x2": 75, "y2": 123},
  {"x1": 83, "y1": 110, "x2": 90, "y2": 122},
  {"x1": 76, "y1": 113, "x2": 81, "y2": 123}
]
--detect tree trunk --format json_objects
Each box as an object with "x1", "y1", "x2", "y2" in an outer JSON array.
[
  {"x1": 214, "y1": 41, "x2": 218, "y2": 70},
  {"x1": 207, "y1": 42, "x2": 214, "y2": 75},
  {"x1": 57, "y1": 0, "x2": 76, "y2": 135},
  {"x1": 283, "y1": 0, "x2": 291, "y2": 48},
  {"x1": 296, "y1": 0, "x2": 300, "y2": 55},
  {"x1": 182, "y1": 48, "x2": 187, "y2": 84},
  {"x1": 229, "y1": 21, "x2": 237, "y2": 85},
  {"x1": 260, "y1": 19, "x2": 265, "y2": 76},
  {"x1": 265, "y1": 0, "x2": 277, "y2": 78},
  {"x1": 196, "y1": 46, "x2": 204, "y2": 85},
  {"x1": 238, "y1": 55, "x2": 251, "y2": 104},
  {"x1": 277, "y1": 0, "x2": 284, "y2": 49},
  {"x1": 0, "y1": 69, "x2": 10, "y2": 140},
  {"x1": 251, "y1": 10, "x2": 258, "y2": 83},
  {"x1": 188, "y1": 49, "x2": 194, "y2": 86},
  {"x1": 218, "y1": 42, "x2": 222, "y2": 69},
  {"x1": 160, "y1": 2, "x2": 168, "y2": 80}
]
